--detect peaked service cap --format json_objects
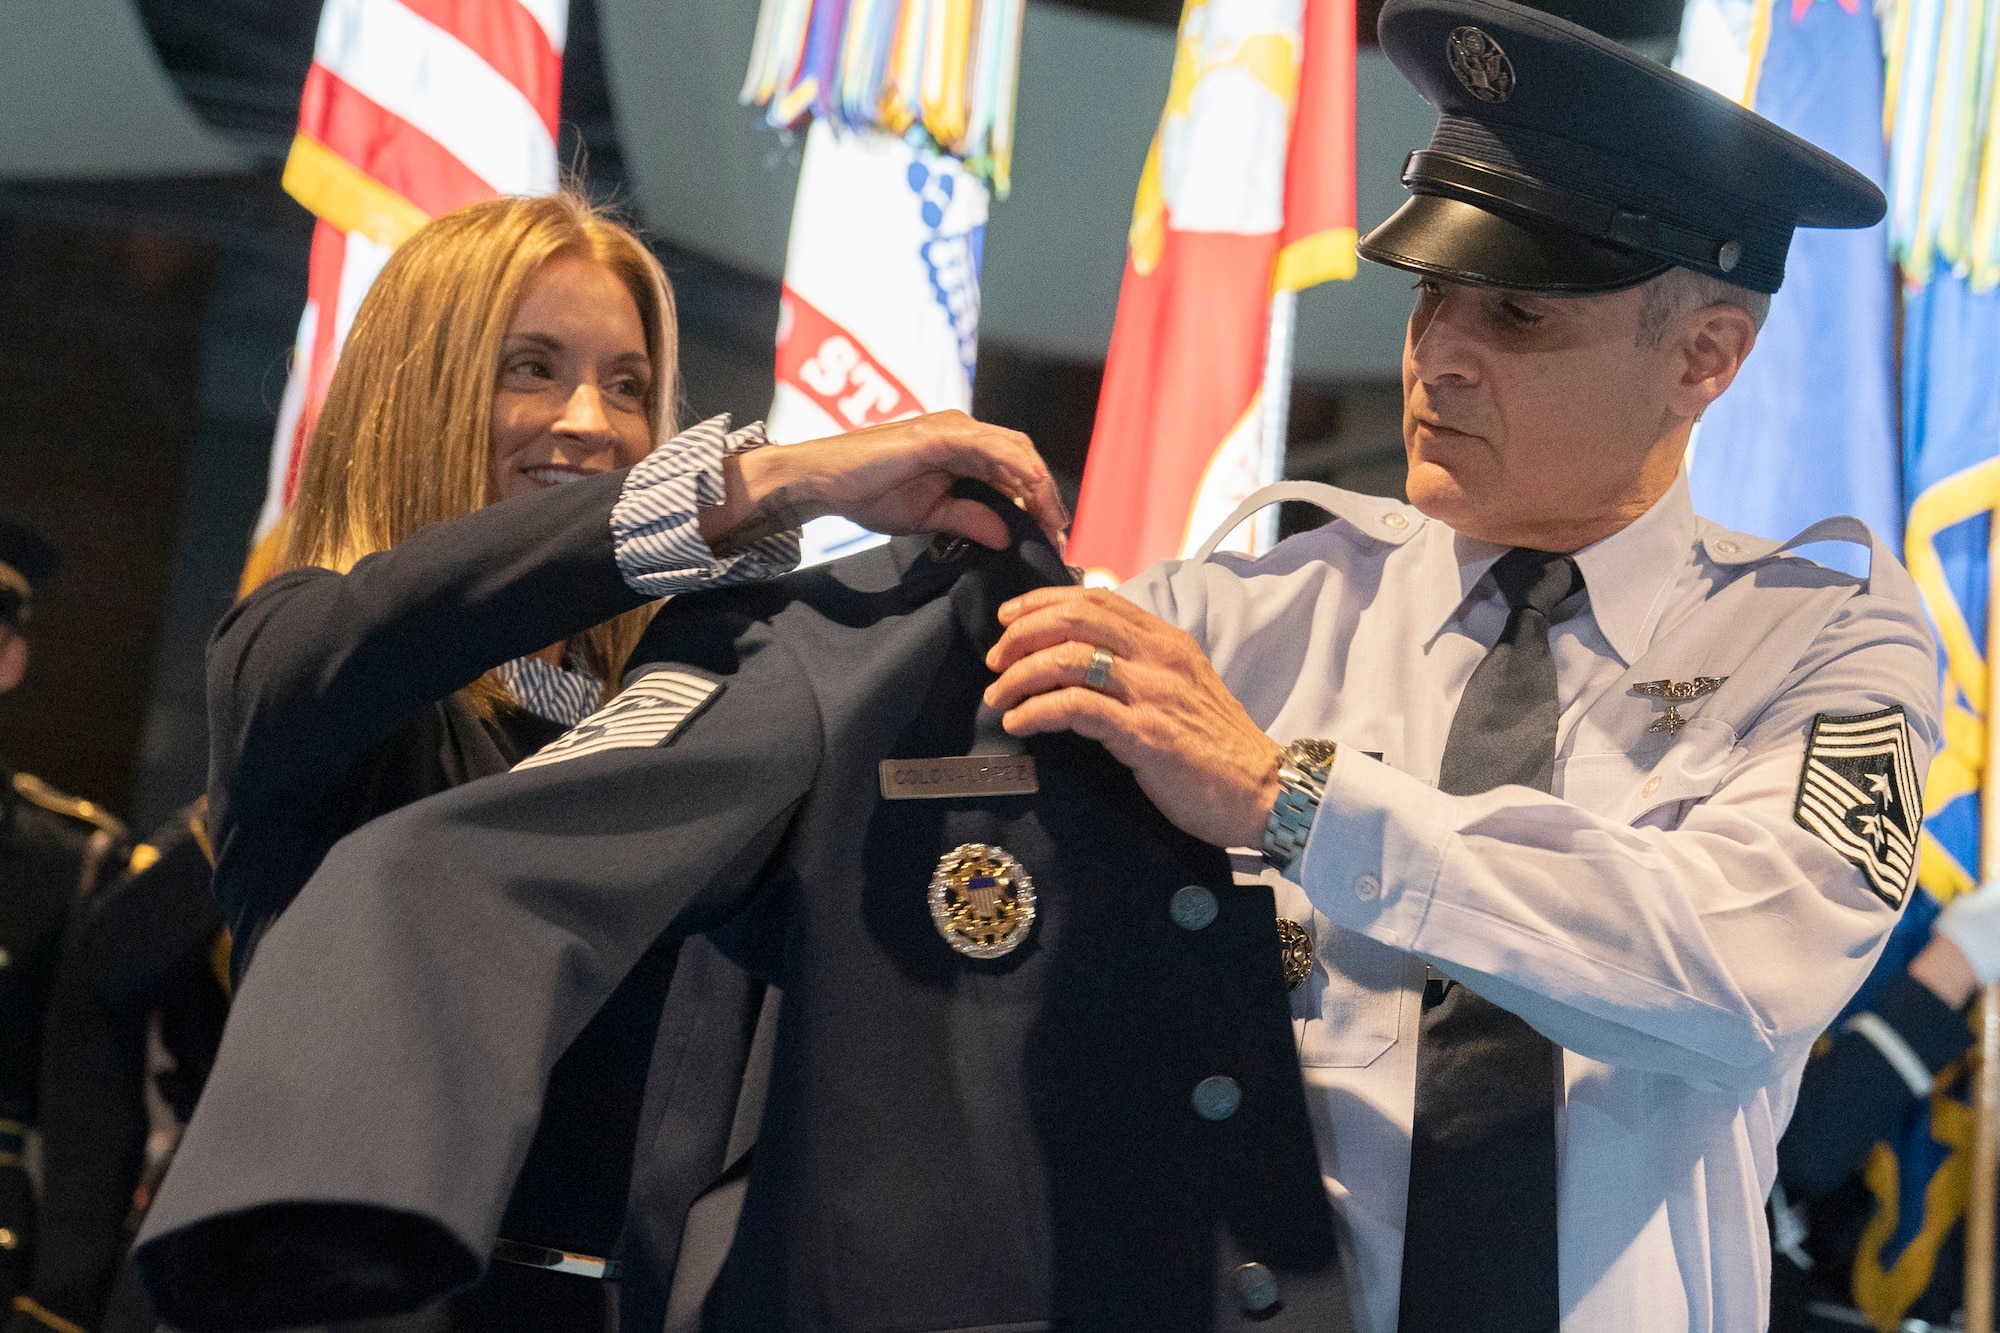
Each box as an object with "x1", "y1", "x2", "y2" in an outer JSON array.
[{"x1": 1356, "y1": 0, "x2": 1886, "y2": 294}]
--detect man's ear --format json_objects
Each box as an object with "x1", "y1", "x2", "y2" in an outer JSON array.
[
  {"x1": 0, "y1": 629, "x2": 28, "y2": 695},
  {"x1": 1671, "y1": 303, "x2": 1758, "y2": 419}
]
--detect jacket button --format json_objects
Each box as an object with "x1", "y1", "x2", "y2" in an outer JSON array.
[
  {"x1": 1170, "y1": 885, "x2": 1219, "y2": 930},
  {"x1": 1715, "y1": 539, "x2": 1740, "y2": 554},
  {"x1": 1642, "y1": 775, "x2": 1663, "y2": 798},
  {"x1": 1354, "y1": 873, "x2": 1381, "y2": 902},
  {"x1": 1236, "y1": 1261, "x2": 1279, "y2": 1313},
  {"x1": 1192, "y1": 1075, "x2": 1242, "y2": 1121},
  {"x1": 1381, "y1": 512, "x2": 1409, "y2": 530}
]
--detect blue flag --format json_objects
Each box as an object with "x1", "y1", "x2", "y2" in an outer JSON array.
[
  {"x1": 1902, "y1": 272, "x2": 2000, "y2": 913},
  {"x1": 1676, "y1": 0, "x2": 1901, "y2": 557},
  {"x1": 1855, "y1": 0, "x2": 2000, "y2": 1304},
  {"x1": 1864, "y1": 211, "x2": 2000, "y2": 1333},
  {"x1": 1677, "y1": 2, "x2": 2000, "y2": 1323}
]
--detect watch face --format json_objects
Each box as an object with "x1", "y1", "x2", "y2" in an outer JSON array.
[{"x1": 1292, "y1": 739, "x2": 1338, "y2": 771}]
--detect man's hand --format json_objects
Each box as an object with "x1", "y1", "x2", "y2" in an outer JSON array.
[
  {"x1": 983, "y1": 586, "x2": 1282, "y2": 849},
  {"x1": 700, "y1": 411, "x2": 1066, "y2": 556}
]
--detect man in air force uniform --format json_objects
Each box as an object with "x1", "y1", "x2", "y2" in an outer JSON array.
[
  {"x1": 979, "y1": 1, "x2": 1939, "y2": 1330},
  {"x1": 0, "y1": 512, "x2": 127, "y2": 1326}
]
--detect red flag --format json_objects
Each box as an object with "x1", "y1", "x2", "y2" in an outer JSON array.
[
  {"x1": 1068, "y1": 0, "x2": 1356, "y2": 584},
  {"x1": 1279, "y1": 0, "x2": 1359, "y2": 294}
]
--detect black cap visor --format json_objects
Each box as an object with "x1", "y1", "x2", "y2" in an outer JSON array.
[{"x1": 1357, "y1": 193, "x2": 1671, "y2": 294}]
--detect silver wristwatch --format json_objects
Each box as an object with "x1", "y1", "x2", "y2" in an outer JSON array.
[{"x1": 1262, "y1": 739, "x2": 1339, "y2": 876}]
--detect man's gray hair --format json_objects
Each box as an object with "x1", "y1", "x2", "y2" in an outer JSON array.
[{"x1": 1635, "y1": 266, "x2": 1772, "y2": 347}]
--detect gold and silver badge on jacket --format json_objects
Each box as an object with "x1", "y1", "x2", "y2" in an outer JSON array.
[{"x1": 930, "y1": 843, "x2": 1037, "y2": 958}]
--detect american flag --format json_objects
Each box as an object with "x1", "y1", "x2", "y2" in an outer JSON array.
[{"x1": 247, "y1": 0, "x2": 568, "y2": 585}]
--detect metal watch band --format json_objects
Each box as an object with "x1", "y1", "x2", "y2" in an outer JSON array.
[{"x1": 1262, "y1": 739, "x2": 1338, "y2": 875}]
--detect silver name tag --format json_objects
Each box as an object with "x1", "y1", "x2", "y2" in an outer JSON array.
[{"x1": 879, "y1": 755, "x2": 1039, "y2": 799}]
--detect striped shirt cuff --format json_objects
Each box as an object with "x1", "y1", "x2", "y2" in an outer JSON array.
[{"x1": 613, "y1": 415, "x2": 802, "y2": 597}]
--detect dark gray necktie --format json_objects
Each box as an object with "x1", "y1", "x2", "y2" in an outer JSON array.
[{"x1": 1396, "y1": 546, "x2": 1583, "y2": 1333}]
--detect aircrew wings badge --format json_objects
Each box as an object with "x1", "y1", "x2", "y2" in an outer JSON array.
[
  {"x1": 511, "y1": 670, "x2": 721, "y2": 772},
  {"x1": 1793, "y1": 706, "x2": 1922, "y2": 907}
]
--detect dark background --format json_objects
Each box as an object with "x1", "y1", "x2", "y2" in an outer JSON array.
[{"x1": 0, "y1": 0, "x2": 1682, "y2": 829}]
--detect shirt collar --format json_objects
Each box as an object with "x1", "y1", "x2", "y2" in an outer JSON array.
[
  {"x1": 1420, "y1": 471, "x2": 1698, "y2": 666},
  {"x1": 496, "y1": 655, "x2": 602, "y2": 728}
]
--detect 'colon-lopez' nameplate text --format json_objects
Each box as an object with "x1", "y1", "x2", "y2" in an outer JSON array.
[{"x1": 879, "y1": 755, "x2": 1039, "y2": 799}]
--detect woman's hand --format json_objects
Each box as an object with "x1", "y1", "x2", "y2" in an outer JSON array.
[{"x1": 698, "y1": 412, "x2": 1067, "y2": 556}]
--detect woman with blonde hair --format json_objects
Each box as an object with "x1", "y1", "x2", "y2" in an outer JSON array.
[{"x1": 203, "y1": 190, "x2": 1061, "y2": 1330}]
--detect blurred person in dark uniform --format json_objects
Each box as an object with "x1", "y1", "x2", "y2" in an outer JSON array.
[
  {"x1": 0, "y1": 511, "x2": 128, "y2": 1330},
  {"x1": 201, "y1": 190, "x2": 1061, "y2": 1333},
  {"x1": 1768, "y1": 884, "x2": 2000, "y2": 1332},
  {"x1": 6, "y1": 800, "x2": 222, "y2": 1333}
]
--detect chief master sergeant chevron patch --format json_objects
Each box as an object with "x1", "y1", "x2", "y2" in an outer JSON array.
[
  {"x1": 1793, "y1": 706, "x2": 1922, "y2": 907},
  {"x1": 512, "y1": 670, "x2": 721, "y2": 773}
]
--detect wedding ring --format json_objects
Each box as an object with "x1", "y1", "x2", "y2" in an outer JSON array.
[{"x1": 1083, "y1": 646, "x2": 1115, "y2": 691}]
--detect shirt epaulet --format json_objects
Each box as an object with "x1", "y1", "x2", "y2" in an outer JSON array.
[
  {"x1": 1696, "y1": 526, "x2": 1795, "y2": 568},
  {"x1": 1196, "y1": 481, "x2": 1424, "y2": 562},
  {"x1": 1341, "y1": 497, "x2": 1425, "y2": 547},
  {"x1": 1695, "y1": 514, "x2": 1922, "y2": 615}
]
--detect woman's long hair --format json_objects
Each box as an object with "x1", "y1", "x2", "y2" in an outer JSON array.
[{"x1": 283, "y1": 191, "x2": 677, "y2": 717}]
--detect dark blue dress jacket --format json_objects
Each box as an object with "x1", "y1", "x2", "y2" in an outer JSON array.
[{"x1": 135, "y1": 493, "x2": 1349, "y2": 1333}]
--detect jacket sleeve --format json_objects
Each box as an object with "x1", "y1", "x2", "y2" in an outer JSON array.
[
  {"x1": 138, "y1": 608, "x2": 823, "y2": 1332},
  {"x1": 14, "y1": 810, "x2": 221, "y2": 1333},
  {"x1": 15, "y1": 898, "x2": 150, "y2": 1333},
  {"x1": 207, "y1": 469, "x2": 649, "y2": 823},
  {"x1": 1294, "y1": 589, "x2": 1942, "y2": 1090},
  {"x1": 1778, "y1": 972, "x2": 1969, "y2": 1200}
]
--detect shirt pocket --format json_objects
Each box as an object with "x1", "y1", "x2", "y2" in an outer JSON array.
[
  {"x1": 1557, "y1": 717, "x2": 1741, "y2": 827},
  {"x1": 1297, "y1": 923, "x2": 1407, "y2": 1067},
  {"x1": 1266, "y1": 877, "x2": 1405, "y2": 1068}
]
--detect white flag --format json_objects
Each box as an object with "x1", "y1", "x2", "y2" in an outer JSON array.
[{"x1": 768, "y1": 120, "x2": 989, "y2": 565}]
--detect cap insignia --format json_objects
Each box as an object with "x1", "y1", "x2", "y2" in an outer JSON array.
[
  {"x1": 929, "y1": 842, "x2": 1037, "y2": 959},
  {"x1": 1447, "y1": 26, "x2": 1515, "y2": 104}
]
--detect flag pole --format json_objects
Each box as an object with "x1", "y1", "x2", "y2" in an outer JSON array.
[
  {"x1": 1971, "y1": 508, "x2": 2000, "y2": 1333},
  {"x1": 1255, "y1": 288, "x2": 1299, "y2": 554},
  {"x1": 1974, "y1": 978, "x2": 1999, "y2": 1333}
]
